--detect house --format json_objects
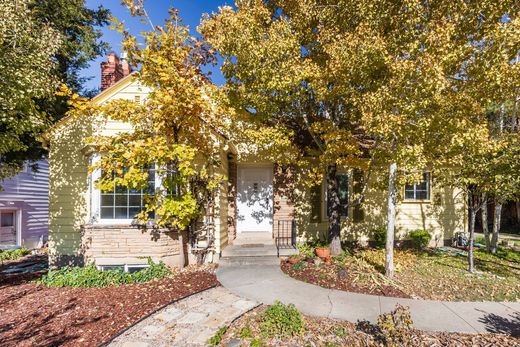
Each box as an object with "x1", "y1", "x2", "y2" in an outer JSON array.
[
  {"x1": 0, "y1": 160, "x2": 49, "y2": 249},
  {"x1": 45, "y1": 54, "x2": 466, "y2": 268}
]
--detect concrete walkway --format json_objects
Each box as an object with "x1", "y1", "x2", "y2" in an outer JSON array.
[
  {"x1": 217, "y1": 258, "x2": 520, "y2": 335},
  {"x1": 108, "y1": 286, "x2": 258, "y2": 347}
]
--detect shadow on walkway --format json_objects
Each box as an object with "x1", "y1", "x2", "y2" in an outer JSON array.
[{"x1": 479, "y1": 310, "x2": 520, "y2": 336}]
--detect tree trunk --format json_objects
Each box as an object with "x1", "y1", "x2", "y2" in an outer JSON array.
[
  {"x1": 468, "y1": 207, "x2": 476, "y2": 273},
  {"x1": 516, "y1": 201, "x2": 520, "y2": 224},
  {"x1": 385, "y1": 162, "x2": 397, "y2": 278},
  {"x1": 481, "y1": 193, "x2": 490, "y2": 252},
  {"x1": 491, "y1": 202, "x2": 502, "y2": 254},
  {"x1": 327, "y1": 164, "x2": 342, "y2": 255}
]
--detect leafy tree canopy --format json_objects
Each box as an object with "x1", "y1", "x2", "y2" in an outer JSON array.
[
  {"x1": 69, "y1": 8, "x2": 229, "y2": 232},
  {"x1": 0, "y1": 0, "x2": 110, "y2": 182}
]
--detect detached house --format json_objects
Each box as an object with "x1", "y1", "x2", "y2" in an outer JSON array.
[
  {"x1": 0, "y1": 160, "x2": 49, "y2": 249},
  {"x1": 46, "y1": 54, "x2": 466, "y2": 268}
]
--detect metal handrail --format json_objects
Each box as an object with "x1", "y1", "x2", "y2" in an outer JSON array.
[{"x1": 275, "y1": 219, "x2": 296, "y2": 257}]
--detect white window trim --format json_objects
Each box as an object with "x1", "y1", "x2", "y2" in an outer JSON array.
[
  {"x1": 90, "y1": 154, "x2": 162, "y2": 225},
  {"x1": 403, "y1": 172, "x2": 431, "y2": 202},
  {"x1": 0, "y1": 207, "x2": 22, "y2": 248},
  {"x1": 96, "y1": 264, "x2": 150, "y2": 272}
]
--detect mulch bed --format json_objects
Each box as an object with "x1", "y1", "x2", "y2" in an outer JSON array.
[
  {"x1": 281, "y1": 259, "x2": 410, "y2": 298},
  {"x1": 0, "y1": 257, "x2": 219, "y2": 347},
  {"x1": 222, "y1": 305, "x2": 520, "y2": 346}
]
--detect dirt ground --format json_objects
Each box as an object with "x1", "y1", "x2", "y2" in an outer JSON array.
[{"x1": 0, "y1": 256, "x2": 219, "y2": 347}]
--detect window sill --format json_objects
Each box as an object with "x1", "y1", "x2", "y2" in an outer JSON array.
[{"x1": 402, "y1": 199, "x2": 432, "y2": 204}]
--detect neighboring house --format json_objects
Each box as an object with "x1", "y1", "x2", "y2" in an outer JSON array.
[
  {"x1": 0, "y1": 160, "x2": 49, "y2": 249},
  {"x1": 45, "y1": 53, "x2": 466, "y2": 268}
]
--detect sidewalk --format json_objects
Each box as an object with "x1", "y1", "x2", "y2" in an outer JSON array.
[
  {"x1": 217, "y1": 258, "x2": 520, "y2": 335},
  {"x1": 108, "y1": 286, "x2": 258, "y2": 347}
]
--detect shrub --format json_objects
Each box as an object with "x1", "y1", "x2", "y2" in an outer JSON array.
[
  {"x1": 239, "y1": 325, "x2": 253, "y2": 338},
  {"x1": 377, "y1": 304, "x2": 413, "y2": 345},
  {"x1": 332, "y1": 249, "x2": 352, "y2": 264},
  {"x1": 292, "y1": 261, "x2": 306, "y2": 271},
  {"x1": 38, "y1": 258, "x2": 171, "y2": 288},
  {"x1": 0, "y1": 248, "x2": 30, "y2": 262},
  {"x1": 373, "y1": 226, "x2": 387, "y2": 248},
  {"x1": 297, "y1": 243, "x2": 316, "y2": 259},
  {"x1": 409, "y1": 229, "x2": 431, "y2": 250},
  {"x1": 260, "y1": 301, "x2": 305, "y2": 338}
]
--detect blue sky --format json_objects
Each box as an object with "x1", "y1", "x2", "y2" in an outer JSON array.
[{"x1": 82, "y1": 0, "x2": 232, "y2": 91}]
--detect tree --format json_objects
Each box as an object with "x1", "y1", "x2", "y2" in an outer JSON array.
[
  {"x1": 31, "y1": 0, "x2": 110, "y2": 94},
  {"x1": 76, "y1": 8, "x2": 227, "y2": 261},
  {"x1": 0, "y1": 0, "x2": 111, "y2": 183},
  {"x1": 201, "y1": 0, "x2": 380, "y2": 255},
  {"x1": 0, "y1": 0, "x2": 61, "y2": 182},
  {"x1": 202, "y1": 0, "x2": 519, "y2": 275}
]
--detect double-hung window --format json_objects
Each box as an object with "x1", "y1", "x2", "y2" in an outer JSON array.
[
  {"x1": 404, "y1": 172, "x2": 430, "y2": 201},
  {"x1": 99, "y1": 166, "x2": 156, "y2": 220}
]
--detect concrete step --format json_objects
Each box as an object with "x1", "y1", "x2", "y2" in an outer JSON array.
[
  {"x1": 221, "y1": 244, "x2": 277, "y2": 257},
  {"x1": 233, "y1": 232, "x2": 274, "y2": 246},
  {"x1": 221, "y1": 244, "x2": 298, "y2": 258},
  {"x1": 219, "y1": 255, "x2": 280, "y2": 266}
]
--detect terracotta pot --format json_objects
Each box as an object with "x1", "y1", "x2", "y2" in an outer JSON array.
[
  {"x1": 315, "y1": 247, "x2": 330, "y2": 259},
  {"x1": 287, "y1": 257, "x2": 300, "y2": 265}
]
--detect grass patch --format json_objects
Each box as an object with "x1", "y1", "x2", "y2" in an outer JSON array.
[
  {"x1": 208, "y1": 326, "x2": 227, "y2": 347},
  {"x1": 38, "y1": 259, "x2": 171, "y2": 288},
  {"x1": 0, "y1": 248, "x2": 30, "y2": 263}
]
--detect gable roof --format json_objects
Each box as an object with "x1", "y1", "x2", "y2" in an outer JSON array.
[
  {"x1": 44, "y1": 72, "x2": 139, "y2": 138},
  {"x1": 43, "y1": 71, "x2": 231, "y2": 146}
]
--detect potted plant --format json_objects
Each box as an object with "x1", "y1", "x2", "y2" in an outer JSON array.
[
  {"x1": 287, "y1": 255, "x2": 301, "y2": 265},
  {"x1": 314, "y1": 241, "x2": 330, "y2": 259}
]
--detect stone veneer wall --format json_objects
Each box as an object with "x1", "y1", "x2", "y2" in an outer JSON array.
[{"x1": 81, "y1": 225, "x2": 187, "y2": 268}]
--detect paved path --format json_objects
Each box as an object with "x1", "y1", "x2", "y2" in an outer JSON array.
[
  {"x1": 108, "y1": 286, "x2": 258, "y2": 347},
  {"x1": 217, "y1": 258, "x2": 520, "y2": 335}
]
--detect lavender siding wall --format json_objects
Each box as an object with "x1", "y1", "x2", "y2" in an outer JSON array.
[{"x1": 0, "y1": 160, "x2": 49, "y2": 248}]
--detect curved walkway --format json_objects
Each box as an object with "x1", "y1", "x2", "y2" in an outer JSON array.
[
  {"x1": 217, "y1": 258, "x2": 520, "y2": 335},
  {"x1": 108, "y1": 286, "x2": 258, "y2": 347}
]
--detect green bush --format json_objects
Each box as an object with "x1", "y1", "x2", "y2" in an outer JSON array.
[
  {"x1": 292, "y1": 261, "x2": 306, "y2": 271},
  {"x1": 332, "y1": 249, "x2": 352, "y2": 264},
  {"x1": 296, "y1": 243, "x2": 316, "y2": 259},
  {"x1": 38, "y1": 258, "x2": 171, "y2": 288},
  {"x1": 409, "y1": 229, "x2": 431, "y2": 250},
  {"x1": 373, "y1": 226, "x2": 387, "y2": 248},
  {"x1": 0, "y1": 248, "x2": 30, "y2": 262},
  {"x1": 260, "y1": 301, "x2": 305, "y2": 338}
]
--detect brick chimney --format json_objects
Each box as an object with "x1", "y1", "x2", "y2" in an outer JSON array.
[{"x1": 100, "y1": 53, "x2": 132, "y2": 91}]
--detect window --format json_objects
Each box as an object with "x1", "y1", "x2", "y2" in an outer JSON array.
[
  {"x1": 326, "y1": 174, "x2": 349, "y2": 218},
  {"x1": 97, "y1": 264, "x2": 149, "y2": 273},
  {"x1": 404, "y1": 172, "x2": 430, "y2": 200},
  {"x1": 99, "y1": 166, "x2": 156, "y2": 220},
  {"x1": 0, "y1": 212, "x2": 14, "y2": 227}
]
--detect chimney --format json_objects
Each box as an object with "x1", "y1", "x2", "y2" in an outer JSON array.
[{"x1": 100, "y1": 53, "x2": 132, "y2": 91}]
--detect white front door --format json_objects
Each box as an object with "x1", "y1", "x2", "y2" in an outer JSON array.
[{"x1": 236, "y1": 166, "x2": 273, "y2": 233}]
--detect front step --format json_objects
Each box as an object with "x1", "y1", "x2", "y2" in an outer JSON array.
[
  {"x1": 232, "y1": 232, "x2": 274, "y2": 246},
  {"x1": 219, "y1": 255, "x2": 280, "y2": 266},
  {"x1": 221, "y1": 244, "x2": 297, "y2": 258}
]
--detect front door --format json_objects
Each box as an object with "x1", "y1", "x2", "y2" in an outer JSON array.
[
  {"x1": 236, "y1": 166, "x2": 273, "y2": 233},
  {"x1": 0, "y1": 210, "x2": 17, "y2": 247}
]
